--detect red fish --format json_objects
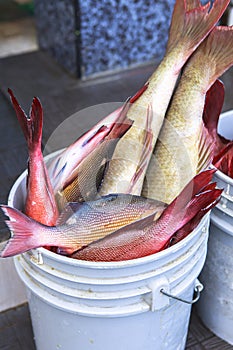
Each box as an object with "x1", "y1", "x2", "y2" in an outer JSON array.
[
  {"x1": 8, "y1": 89, "x2": 59, "y2": 226},
  {"x1": 72, "y1": 170, "x2": 222, "y2": 261},
  {"x1": 55, "y1": 109, "x2": 133, "y2": 207},
  {"x1": 47, "y1": 87, "x2": 147, "y2": 198},
  {"x1": 0, "y1": 194, "x2": 166, "y2": 258}
]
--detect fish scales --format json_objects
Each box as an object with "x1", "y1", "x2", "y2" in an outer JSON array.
[
  {"x1": 72, "y1": 171, "x2": 222, "y2": 261},
  {"x1": 8, "y1": 89, "x2": 59, "y2": 225},
  {"x1": 143, "y1": 25, "x2": 233, "y2": 204},
  {"x1": 99, "y1": 0, "x2": 229, "y2": 196},
  {"x1": 0, "y1": 194, "x2": 167, "y2": 257}
]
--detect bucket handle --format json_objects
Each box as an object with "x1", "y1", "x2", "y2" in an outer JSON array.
[{"x1": 160, "y1": 280, "x2": 203, "y2": 305}]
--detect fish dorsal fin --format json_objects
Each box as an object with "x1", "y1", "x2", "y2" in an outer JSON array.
[
  {"x1": 197, "y1": 121, "x2": 214, "y2": 173},
  {"x1": 202, "y1": 79, "x2": 225, "y2": 135}
]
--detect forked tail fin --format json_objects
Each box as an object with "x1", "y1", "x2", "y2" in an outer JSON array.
[
  {"x1": 8, "y1": 89, "x2": 43, "y2": 152},
  {"x1": 184, "y1": 26, "x2": 233, "y2": 172},
  {"x1": 167, "y1": 0, "x2": 229, "y2": 55},
  {"x1": 185, "y1": 26, "x2": 233, "y2": 91},
  {"x1": 0, "y1": 205, "x2": 47, "y2": 258}
]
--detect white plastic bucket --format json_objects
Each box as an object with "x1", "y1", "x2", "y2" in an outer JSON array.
[
  {"x1": 8, "y1": 152, "x2": 209, "y2": 350},
  {"x1": 197, "y1": 110, "x2": 233, "y2": 345},
  {"x1": 217, "y1": 110, "x2": 233, "y2": 142}
]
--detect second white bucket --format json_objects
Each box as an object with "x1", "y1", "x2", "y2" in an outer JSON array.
[
  {"x1": 9, "y1": 155, "x2": 209, "y2": 350},
  {"x1": 197, "y1": 110, "x2": 233, "y2": 345}
]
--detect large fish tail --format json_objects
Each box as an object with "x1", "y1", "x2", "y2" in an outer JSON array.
[
  {"x1": 0, "y1": 205, "x2": 48, "y2": 258},
  {"x1": 8, "y1": 90, "x2": 59, "y2": 225},
  {"x1": 8, "y1": 89, "x2": 43, "y2": 152},
  {"x1": 167, "y1": 0, "x2": 229, "y2": 56},
  {"x1": 191, "y1": 26, "x2": 233, "y2": 172},
  {"x1": 1, "y1": 205, "x2": 90, "y2": 258},
  {"x1": 185, "y1": 26, "x2": 233, "y2": 90}
]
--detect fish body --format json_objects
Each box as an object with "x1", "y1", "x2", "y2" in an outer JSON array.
[
  {"x1": 142, "y1": 26, "x2": 233, "y2": 204},
  {"x1": 99, "y1": 104, "x2": 154, "y2": 195},
  {"x1": 8, "y1": 89, "x2": 59, "y2": 225},
  {"x1": 47, "y1": 102, "x2": 131, "y2": 194},
  {"x1": 0, "y1": 194, "x2": 166, "y2": 257},
  {"x1": 55, "y1": 109, "x2": 133, "y2": 208},
  {"x1": 72, "y1": 170, "x2": 222, "y2": 262},
  {"x1": 48, "y1": 86, "x2": 149, "y2": 205},
  {"x1": 99, "y1": 0, "x2": 230, "y2": 196}
]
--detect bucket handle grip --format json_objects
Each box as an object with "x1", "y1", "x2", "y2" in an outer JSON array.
[{"x1": 160, "y1": 280, "x2": 203, "y2": 305}]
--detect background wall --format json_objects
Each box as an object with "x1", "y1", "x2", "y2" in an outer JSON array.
[{"x1": 34, "y1": 0, "x2": 175, "y2": 78}]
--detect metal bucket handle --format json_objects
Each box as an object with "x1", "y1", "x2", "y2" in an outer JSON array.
[{"x1": 160, "y1": 280, "x2": 203, "y2": 305}]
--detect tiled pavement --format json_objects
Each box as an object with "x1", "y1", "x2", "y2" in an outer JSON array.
[{"x1": 0, "y1": 51, "x2": 233, "y2": 349}]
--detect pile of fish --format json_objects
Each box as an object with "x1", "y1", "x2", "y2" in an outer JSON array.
[{"x1": 1, "y1": 0, "x2": 233, "y2": 262}]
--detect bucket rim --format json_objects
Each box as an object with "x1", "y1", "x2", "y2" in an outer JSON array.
[
  {"x1": 218, "y1": 109, "x2": 233, "y2": 121},
  {"x1": 211, "y1": 208, "x2": 233, "y2": 237},
  {"x1": 211, "y1": 165, "x2": 233, "y2": 187},
  {"x1": 218, "y1": 109, "x2": 233, "y2": 139},
  {"x1": 216, "y1": 201, "x2": 233, "y2": 218},
  {"x1": 25, "y1": 214, "x2": 208, "y2": 269}
]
